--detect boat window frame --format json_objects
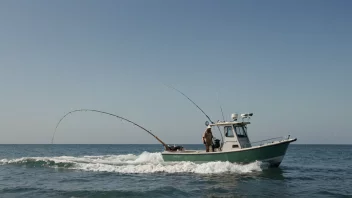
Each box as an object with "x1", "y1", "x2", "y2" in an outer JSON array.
[
  {"x1": 233, "y1": 125, "x2": 248, "y2": 138},
  {"x1": 224, "y1": 126, "x2": 235, "y2": 138}
]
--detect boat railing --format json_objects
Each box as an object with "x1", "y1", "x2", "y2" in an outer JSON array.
[{"x1": 243, "y1": 135, "x2": 291, "y2": 148}]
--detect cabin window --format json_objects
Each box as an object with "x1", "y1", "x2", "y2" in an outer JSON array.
[
  {"x1": 224, "y1": 126, "x2": 234, "y2": 137},
  {"x1": 233, "y1": 125, "x2": 247, "y2": 137}
]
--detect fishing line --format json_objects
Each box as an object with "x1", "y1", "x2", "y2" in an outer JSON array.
[
  {"x1": 52, "y1": 109, "x2": 170, "y2": 151},
  {"x1": 164, "y1": 84, "x2": 224, "y2": 144}
]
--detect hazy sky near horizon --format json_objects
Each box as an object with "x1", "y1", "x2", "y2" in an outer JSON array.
[{"x1": 0, "y1": 0, "x2": 350, "y2": 144}]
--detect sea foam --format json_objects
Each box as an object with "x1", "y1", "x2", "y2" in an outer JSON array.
[{"x1": 0, "y1": 152, "x2": 264, "y2": 174}]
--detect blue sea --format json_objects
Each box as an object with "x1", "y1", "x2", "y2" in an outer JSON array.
[{"x1": 0, "y1": 144, "x2": 351, "y2": 198}]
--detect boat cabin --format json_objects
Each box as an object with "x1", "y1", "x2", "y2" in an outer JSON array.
[
  {"x1": 209, "y1": 113, "x2": 253, "y2": 151},
  {"x1": 209, "y1": 121, "x2": 251, "y2": 151}
]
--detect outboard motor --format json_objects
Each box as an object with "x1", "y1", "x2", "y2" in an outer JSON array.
[{"x1": 212, "y1": 139, "x2": 221, "y2": 150}]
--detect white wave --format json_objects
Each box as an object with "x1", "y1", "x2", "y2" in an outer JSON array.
[
  {"x1": 0, "y1": 152, "x2": 264, "y2": 174},
  {"x1": 73, "y1": 160, "x2": 263, "y2": 174}
]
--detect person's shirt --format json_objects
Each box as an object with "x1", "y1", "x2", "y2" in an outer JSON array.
[{"x1": 203, "y1": 130, "x2": 213, "y2": 144}]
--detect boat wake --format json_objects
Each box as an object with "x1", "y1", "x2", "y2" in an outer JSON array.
[{"x1": 0, "y1": 152, "x2": 265, "y2": 174}]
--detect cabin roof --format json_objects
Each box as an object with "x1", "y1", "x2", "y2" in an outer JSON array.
[{"x1": 209, "y1": 121, "x2": 250, "y2": 126}]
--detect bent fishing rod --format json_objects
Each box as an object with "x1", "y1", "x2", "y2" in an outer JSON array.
[
  {"x1": 52, "y1": 109, "x2": 170, "y2": 151},
  {"x1": 165, "y1": 85, "x2": 224, "y2": 144}
]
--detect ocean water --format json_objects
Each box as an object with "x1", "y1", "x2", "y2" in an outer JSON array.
[{"x1": 0, "y1": 144, "x2": 351, "y2": 198}]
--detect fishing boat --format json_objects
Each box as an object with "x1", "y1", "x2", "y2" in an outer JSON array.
[
  {"x1": 54, "y1": 110, "x2": 296, "y2": 167},
  {"x1": 162, "y1": 113, "x2": 297, "y2": 167},
  {"x1": 53, "y1": 86, "x2": 296, "y2": 168}
]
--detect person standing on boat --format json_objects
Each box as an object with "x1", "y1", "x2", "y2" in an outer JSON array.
[{"x1": 202, "y1": 125, "x2": 213, "y2": 152}]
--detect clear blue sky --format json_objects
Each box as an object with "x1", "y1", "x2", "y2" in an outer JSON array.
[{"x1": 0, "y1": 0, "x2": 350, "y2": 144}]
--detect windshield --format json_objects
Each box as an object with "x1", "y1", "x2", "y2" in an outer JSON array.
[{"x1": 233, "y1": 125, "x2": 247, "y2": 138}]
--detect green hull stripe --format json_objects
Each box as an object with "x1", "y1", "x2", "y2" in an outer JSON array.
[{"x1": 162, "y1": 142, "x2": 291, "y2": 164}]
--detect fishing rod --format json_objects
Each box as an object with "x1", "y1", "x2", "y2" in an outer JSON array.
[
  {"x1": 217, "y1": 92, "x2": 226, "y2": 122},
  {"x1": 52, "y1": 109, "x2": 170, "y2": 151},
  {"x1": 220, "y1": 105, "x2": 225, "y2": 122},
  {"x1": 165, "y1": 85, "x2": 224, "y2": 144}
]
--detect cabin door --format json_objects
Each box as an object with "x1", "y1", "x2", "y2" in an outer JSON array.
[{"x1": 222, "y1": 126, "x2": 240, "y2": 150}]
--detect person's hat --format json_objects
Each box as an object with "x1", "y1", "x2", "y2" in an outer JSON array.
[{"x1": 207, "y1": 125, "x2": 211, "y2": 129}]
